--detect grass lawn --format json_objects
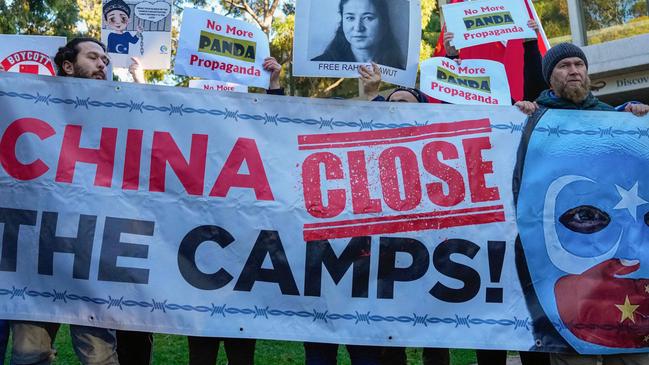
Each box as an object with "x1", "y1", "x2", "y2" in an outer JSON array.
[{"x1": 3, "y1": 326, "x2": 479, "y2": 364}]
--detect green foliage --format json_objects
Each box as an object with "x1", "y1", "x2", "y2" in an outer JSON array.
[
  {"x1": 421, "y1": 2, "x2": 441, "y2": 61},
  {"x1": 219, "y1": 0, "x2": 281, "y2": 34},
  {"x1": 534, "y1": 0, "x2": 571, "y2": 40},
  {"x1": 0, "y1": 0, "x2": 79, "y2": 37}
]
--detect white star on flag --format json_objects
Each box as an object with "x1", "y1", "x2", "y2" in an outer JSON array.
[{"x1": 614, "y1": 182, "x2": 648, "y2": 221}]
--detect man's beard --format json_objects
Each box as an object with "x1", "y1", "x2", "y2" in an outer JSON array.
[
  {"x1": 73, "y1": 67, "x2": 106, "y2": 80},
  {"x1": 553, "y1": 74, "x2": 591, "y2": 104}
]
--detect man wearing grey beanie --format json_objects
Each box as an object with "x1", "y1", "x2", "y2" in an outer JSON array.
[{"x1": 515, "y1": 42, "x2": 648, "y2": 116}]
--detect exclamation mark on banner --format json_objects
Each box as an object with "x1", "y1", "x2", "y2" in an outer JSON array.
[{"x1": 486, "y1": 241, "x2": 506, "y2": 303}]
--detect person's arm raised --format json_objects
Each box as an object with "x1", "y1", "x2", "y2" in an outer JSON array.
[
  {"x1": 129, "y1": 57, "x2": 145, "y2": 84},
  {"x1": 359, "y1": 63, "x2": 382, "y2": 101},
  {"x1": 444, "y1": 32, "x2": 459, "y2": 57},
  {"x1": 263, "y1": 57, "x2": 283, "y2": 93}
]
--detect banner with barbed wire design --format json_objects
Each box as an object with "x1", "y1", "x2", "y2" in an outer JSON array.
[{"x1": 0, "y1": 73, "x2": 647, "y2": 354}]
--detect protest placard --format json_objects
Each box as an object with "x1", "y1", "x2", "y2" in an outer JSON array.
[
  {"x1": 442, "y1": 0, "x2": 536, "y2": 49},
  {"x1": 0, "y1": 35, "x2": 66, "y2": 76},
  {"x1": 189, "y1": 79, "x2": 248, "y2": 93},
  {"x1": 420, "y1": 57, "x2": 511, "y2": 105},
  {"x1": 292, "y1": 0, "x2": 422, "y2": 87},
  {"x1": 3, "y1": 73, "x2": 648, "y2": 354},
  {"x1": 100, "y1": 0, "x2": 173, "y2": 69},
  {"x1": 175, "y1": 9, "x2": 270, "y2": 89}
]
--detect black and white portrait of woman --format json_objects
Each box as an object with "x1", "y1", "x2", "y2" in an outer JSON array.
[{"x1": 309, "y1": 0, "x2": 409, "y2": 70}]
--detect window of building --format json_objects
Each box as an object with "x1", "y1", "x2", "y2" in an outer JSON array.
[{"x1": 582, "y1": 0, "x2": 649, "y2": 45}]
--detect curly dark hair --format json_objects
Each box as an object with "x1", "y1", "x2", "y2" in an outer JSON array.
[{"x1": 54, "y1": 38, "x2": 108, "y2": 76}]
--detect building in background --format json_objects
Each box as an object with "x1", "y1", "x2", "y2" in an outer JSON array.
[{"x1": 438, "y1": 0, "x2": 649, "y2": 104}]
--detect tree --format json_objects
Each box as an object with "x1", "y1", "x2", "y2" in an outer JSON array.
[
  {"x1": 0, "y1": 0, "x2": 79, "y2": 37},
  {"x1": 534, "y1": 0, "x2": 571, "y2": 40},
  {"x1": 220, "y1": 0, "x2": 281, "y2": 35},
  {"x1": 77, "y1": 0, "x2": 102, "y2": 39}
]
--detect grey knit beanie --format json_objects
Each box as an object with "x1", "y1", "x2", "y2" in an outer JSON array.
[{"x1": 542, "y1": 43, "x2": 588, "y2": 84}]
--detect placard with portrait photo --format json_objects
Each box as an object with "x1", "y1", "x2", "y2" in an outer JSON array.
[{"x1": 293, "y1": 0, "x2": 421, "y2": 87}]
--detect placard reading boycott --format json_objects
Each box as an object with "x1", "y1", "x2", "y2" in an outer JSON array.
[
  {"x1": 0, "y1": 35, "x2": 66, "y2": 76},
  {"x1": 293, "y1": 0, "x2": 422, "y2": 87},
  {"x1": 188, "y1": 79, "x2": 248, "y2": 93},
  {"x1": 442, "y1": 0, "x2": 536, "y2": 49},
  {"x1": 420, "y1": 57, "x2": 511, "y2": 105},
  {"x1": 175, "y1": 8, "x2": 270, "y2": 89}
]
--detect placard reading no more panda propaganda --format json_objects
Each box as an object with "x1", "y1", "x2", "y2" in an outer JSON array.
[
  {"x1": 442, "y1": 0, "x2": 536, "y2": 49},
  {"x1": 420, "y1": 57, "x2": 511, "y2": 105},
  {"x1": 175, "y1": 8, "x2": 271, "y2": 88}
]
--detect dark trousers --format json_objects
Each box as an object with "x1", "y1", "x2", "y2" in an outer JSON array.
[
  {"x1": 477, "y1": 350, "x2": 550, "y2": 365},
  {"x1": 380, "y1": 347, "x2": 407, "y2": 365},
  {"x1": 188, "y1": 336, "x2": 255, "y2": 365},
  {"x1": 374, "y1": 347, "x2": 450, "y2": 365},
  {"x1": 423, "y1": 348, "x2": 450, "y2": 365},
  {"x1": 116, "y1": 330, "x2": 153, "y2": 365},
  {"x1": 304, "y1": 342, "x2": 383, "y2": 365},
  {"x1": 0, "y1": 320, "x2": 8, "y2": 365}
]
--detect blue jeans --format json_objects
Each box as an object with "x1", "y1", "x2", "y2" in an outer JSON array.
[
  {"x1": 304, "y1": 342, "x2": 382, "y2": 365},
  {"x1": 10, "y1": 321, "x2": 118, "y2": 365},
  {"x1": 0, "y1": 320, "x2": 9, "y2": 365}
]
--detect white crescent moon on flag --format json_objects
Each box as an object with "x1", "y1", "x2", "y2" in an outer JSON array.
[
  {"x1": 116, "y1": 44, "x2": 128, "y2": 54},
  {"x1": 542, "y1": 175, "x2": 621, "y2": 274}
]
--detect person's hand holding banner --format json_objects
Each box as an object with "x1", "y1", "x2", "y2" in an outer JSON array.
[
  {"x1": 442, "y1": 0, "x2": 536, "y2": 49},
  {"x1": 420, "y1": 57, "x2": 511, "y2": 105},
  {"x1": 175, "y1": 8, "x2": 271, "y2": 89},
  {"x1": 263, "y1": 57, "x2": 282, "y2": 90}
]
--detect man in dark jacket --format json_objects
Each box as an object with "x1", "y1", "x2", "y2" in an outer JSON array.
[{"x1": 515, "y1": 43, "x2": 648, "y2": 116}]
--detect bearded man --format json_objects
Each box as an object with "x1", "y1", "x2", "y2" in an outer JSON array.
[
  {"x1": 515, "y1": 43, "x2": 648, "y2": 116},
  {"x1": 1, "y1": 37, "x2": 147, "y2": 365}
]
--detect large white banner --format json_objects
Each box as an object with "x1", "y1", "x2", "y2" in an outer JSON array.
[
  {"x1": 442, "y1": 0, "x2": 536, "y2": 49},
  {"x1": 0, "y1": 35, "x2": 66, "y2": 76},
  {"x1": 292, "y1": 0, "x2": 421, "y2": 87},
  {"x1": 420, "y1": 57, "x2": 511, "y2": 105},
  {"x1": 1, "y1": 73, "x2": 648, "y2": 355},
  {"x1": 100, "y1": 0, "x2": 173, "y2": 69},
  {"x1": 175, "y1": 9, "x2": 270, "y2": 89}
]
